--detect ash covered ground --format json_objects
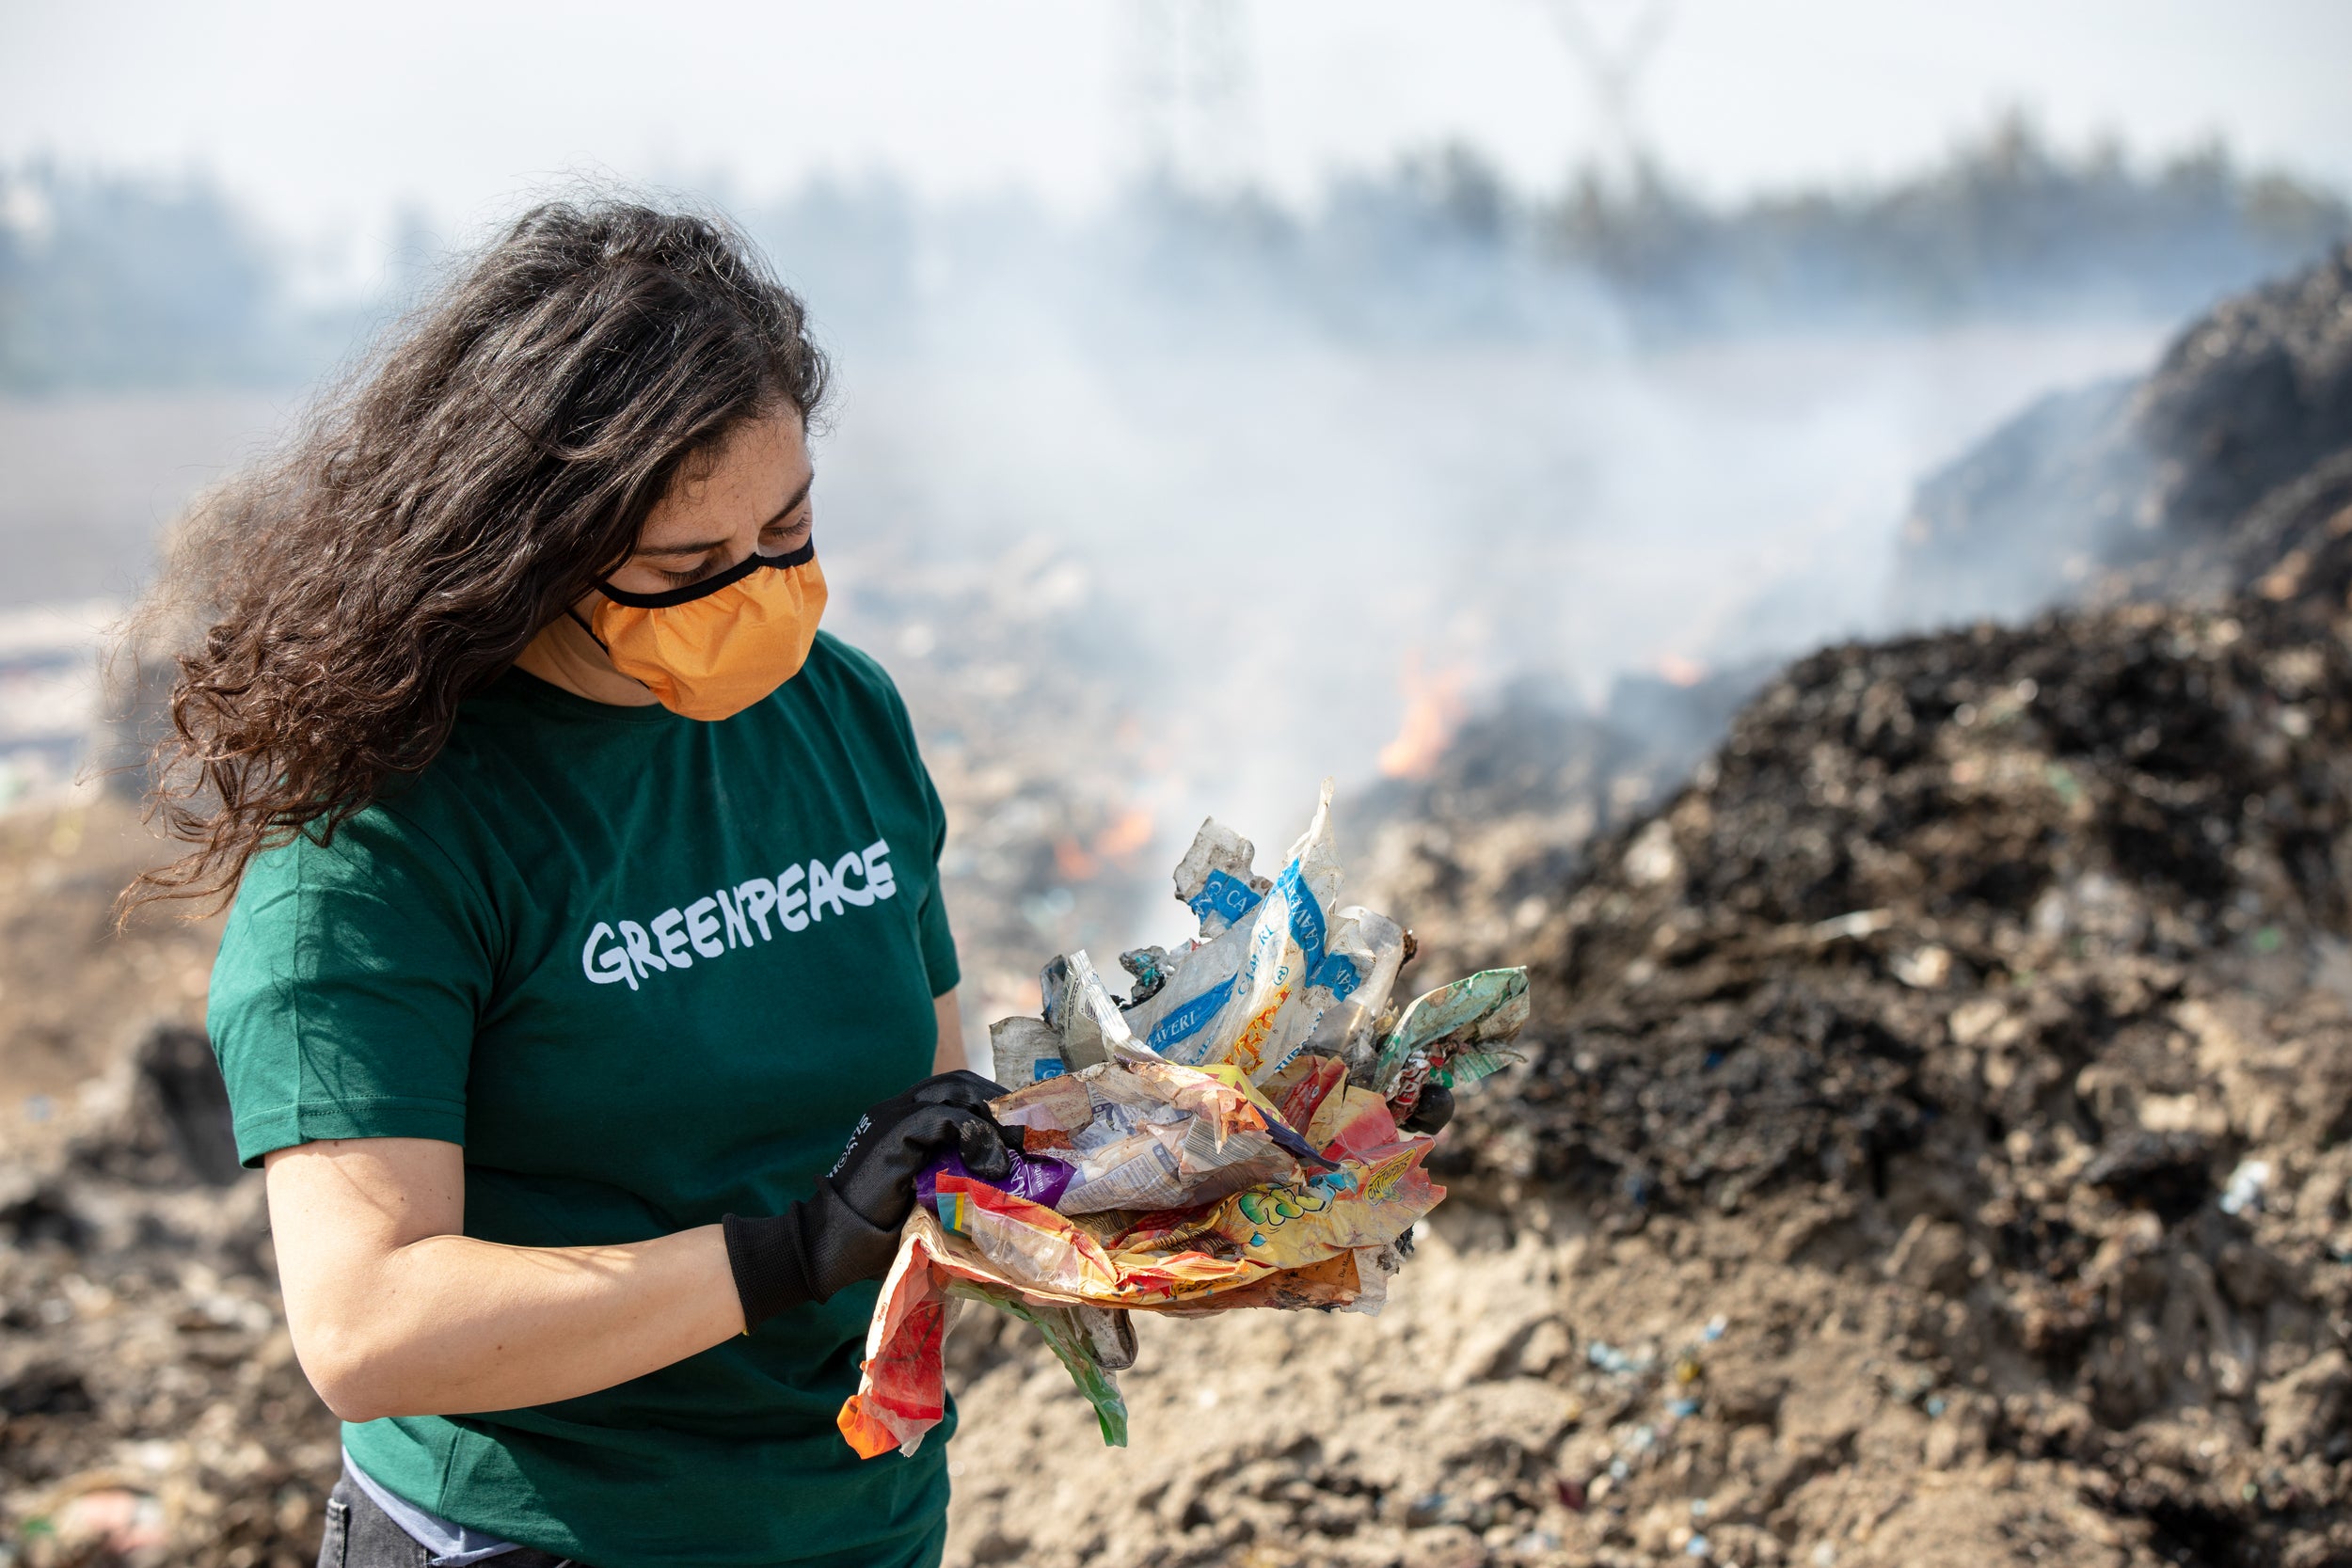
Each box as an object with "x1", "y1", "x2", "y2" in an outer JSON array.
[{"x1": 7, "y1": 248, "x2": 2352, "y2": 1568}]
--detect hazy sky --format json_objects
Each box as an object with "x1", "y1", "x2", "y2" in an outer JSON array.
[{"x1": 4, "y1": 0, "x2": 2347, "y2": 240}]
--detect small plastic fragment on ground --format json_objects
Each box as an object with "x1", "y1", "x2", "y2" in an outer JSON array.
[
  {"x1": 1588, "y1": 1340, "x2": 1656, "y2": 1375},
  {"x1": 2220, "y1": 1158, "x2": 2272, "y2": 1215}
]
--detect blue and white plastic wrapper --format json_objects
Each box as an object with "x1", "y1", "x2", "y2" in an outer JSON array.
[
  {"x1": 1120, "y1": 911, "x2": 1255, "y2": 1067},
  {"x1": 1119, "y1": 826, "x2": 1269, "y2": 1065},
  {"x1": 1303, "y1": 904, "x2": 1409, "y2": 1084},
  {"x1": 988, "y1": 1015, "x2": 1068, "y2": 1085},
  {"x1": 1048, "y1": 949, "x2": 1155, "y2": 1070},
  {"x1": 1166, "y1": 821, "x2": 1265, "y2": 940},
  {"x1": 1121, "y1": 782, "x2": 1366, "y2": 1084}
]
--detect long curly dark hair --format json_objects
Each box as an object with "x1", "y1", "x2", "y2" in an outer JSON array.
[{"x1": 125, "y1": 199, "x2": 830, "y2": 913}]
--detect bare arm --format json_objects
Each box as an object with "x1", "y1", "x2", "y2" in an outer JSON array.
[
  {"x1": 932, "y1": 987, "x2": 967, "y2": 1073},
  {"x1": 264, "y1": 1137, "x2": 742, "y2": 1423}
]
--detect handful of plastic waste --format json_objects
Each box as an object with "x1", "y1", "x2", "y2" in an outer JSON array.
[{"x1": 836, "y1": 784, "x2": 1532, "y2": 1458}]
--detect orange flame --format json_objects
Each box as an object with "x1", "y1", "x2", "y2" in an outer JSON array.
[
  {"x1": 1378, "y1": 652, "x2": 1469, "y2": 780},
  {"x1": 1053, "y1": 837, "x2": 1098, "y2": 881},
  {"x1": 1093, "y1": 807, "x2": 1155, "y2": 864},
  {"x1": 1656, "y1": 653, "x2": 1707, "y2": 689}
]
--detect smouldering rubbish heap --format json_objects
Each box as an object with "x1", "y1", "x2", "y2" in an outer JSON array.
[{"x1": 836, "y1": 784, "x2": 1531, "y2": 1458}]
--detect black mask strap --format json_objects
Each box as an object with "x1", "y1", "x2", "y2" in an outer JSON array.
[
  {"x1": 565, "y1": 605, "x2": 609, "y2": 654},
  {"x1": 593, "y1": 539, "x2": 817, "y2": 610}
]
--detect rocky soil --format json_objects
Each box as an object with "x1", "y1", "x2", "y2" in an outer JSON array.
[{"x1": 0, "y1": 801, "x2": 329, "y2": 1568}]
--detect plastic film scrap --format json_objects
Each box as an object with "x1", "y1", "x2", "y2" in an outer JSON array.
[
  {"x1": 1373, "y1": 966, "x2": 1534, "y2": 1117},
  {"x1": 837, "y1": 784, "x2": 1533, "y2": 1458}
]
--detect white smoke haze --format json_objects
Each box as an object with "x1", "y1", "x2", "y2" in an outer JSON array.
[
  {"x1": 0, "y1": 131, "x2": 2331, "y2": 870},
  {"x1": 808, "y1": 307, "x2": 2163, "y2": 853}
]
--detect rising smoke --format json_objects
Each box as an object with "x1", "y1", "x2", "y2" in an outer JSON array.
[
  {"x1": 756, "y1": 164, "x2": 2217, "y2": 860},
  {"x1": 4, "y1": 125, "x2": 2345, "y2": 866}
]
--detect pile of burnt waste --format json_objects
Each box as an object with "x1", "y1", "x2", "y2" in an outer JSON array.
[
  {"x1": 943, "y1": 587, "x2": 2352, "y2": 1568},
  {"x1": 1417, "y1": 467, "x2": 2352, "y2": 1558},
  {"x1": 1349, "y1": 663, "x2": 1773, "y2": 978},
  {"x1": 1892, "y1": 242, "x2": 2352, "y2": 624},
  {"x1": 2, "y1": 1023, "x2": 336, "y2": 1568}
]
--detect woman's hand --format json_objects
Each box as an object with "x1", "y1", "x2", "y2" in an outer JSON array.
[
  {"x1": 724, "y1": 1069, "x2": 1011, "y2": 1329},
  {"x1": 827, "y1": 1069, "x2": 1012, "y2": 1228}
]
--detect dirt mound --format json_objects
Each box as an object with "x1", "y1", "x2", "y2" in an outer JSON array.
[
  {"x1": 943, "y1": 595, "x2": 2352, "y2": 1568},
  {"x1": 1894, "y1": 242, "x2": 2352, "y2": 623},
  {"x1": 1, "y1": 1021, "x2": 336, "y2": 1568},
  {"x1": 1347, "y1": 669, "x2": 1771, "y2": 984},
  {"x1": 1488, "y1": 595, "x2": 2352, "y2": 1201},
  {"x1": 940, "y1": 252, "x2": 2352, "y2": 1568}
]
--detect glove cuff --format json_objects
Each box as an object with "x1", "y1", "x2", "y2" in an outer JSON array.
[
  {"x1": 722, "y1": 1210, "x2": 813, "y2": 1331},
  {"x1": 723, "y1": 1184, "x2": 902, "y2": 1330}
]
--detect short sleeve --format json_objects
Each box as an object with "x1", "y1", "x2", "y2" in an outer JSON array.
[
  {"x1": 832, "y1": 633, "x2": 961, "y2": 999},
  {"x1": 915, "y1": 760, "x2": 960, "y2": 997},
  {"x1": 207, "y1": 807, "x2": 494, "y2": 1166}
]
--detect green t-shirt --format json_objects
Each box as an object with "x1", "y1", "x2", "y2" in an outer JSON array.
[{"x1": 208, "y1": 634, "x2": 961, "y2": 1568}]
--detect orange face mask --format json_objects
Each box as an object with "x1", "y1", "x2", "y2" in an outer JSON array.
[{"x1": 586, "y1": 541, "x2": 828, "y2": 721}]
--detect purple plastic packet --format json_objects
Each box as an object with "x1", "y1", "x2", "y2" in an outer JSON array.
[{"x1": 915, "y1": 1145, "x2": 1074, "y2": 1213}]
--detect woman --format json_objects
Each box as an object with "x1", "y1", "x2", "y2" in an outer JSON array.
[{"x1": 140, "y1": 201, "x2": 1011, "y2": 1568}]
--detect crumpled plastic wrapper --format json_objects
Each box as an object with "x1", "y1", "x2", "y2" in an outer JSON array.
[{"x1": 837, "y1": 784, "x2": 1530, "y2": 1458}]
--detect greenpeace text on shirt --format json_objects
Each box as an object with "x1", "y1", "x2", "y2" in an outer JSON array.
[{"x1": 580, "y1": 840, "x2": 898, "y2": 990}]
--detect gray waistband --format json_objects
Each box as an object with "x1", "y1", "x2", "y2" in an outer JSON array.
[{"x1": 342, "y1": 1449, "x2": 524, "y2": 1566}]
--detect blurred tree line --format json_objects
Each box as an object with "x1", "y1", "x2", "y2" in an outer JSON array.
[
  {"x1": 5, "y1": 116, "x2": 2347, "y2": 393},
  {"x1": 0, "y1": 161, "x2": 311, "y2": 391}
]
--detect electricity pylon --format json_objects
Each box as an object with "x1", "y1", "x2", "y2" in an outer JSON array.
[{"x1": 1535, "y1": 0, "x2": 1675, "y2": 193}]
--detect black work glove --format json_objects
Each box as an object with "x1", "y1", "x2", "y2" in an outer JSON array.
[
  {"x1": 1401, "y1": 1081, "x2": 1454, "y2": 1136},
  {"x1": 723, "y1": 1070, "x2": 1012, "y2": 1329}
]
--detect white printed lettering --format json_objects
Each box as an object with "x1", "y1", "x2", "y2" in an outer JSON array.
[
  {"x1": 684, "y1": 895, "x2": 725, "y2": 958},
  {"x1": 738, "y1": 878, "x2": 777, "y2": 940},
  {"x1": 807, "y1": 857, "x2": 844, "y2": 922},
  {"x1": 652, "y1": 907, "x2": 694, "y2": 968},
  {"x1": 777, "y1": 865, "x2": 810, "y2": 932},
  {"x1": 584, "y1": 834, "x2": 906, "y2": 989},
  {"x1": 716, "y1": 888, "x2": 752, "y2": 948},
  {"x1": 620, "y1": 920, "x2": 664, "y2": 977},
  {"x1": 581, "y1": 922, "x2": 636, "y2": 990}
]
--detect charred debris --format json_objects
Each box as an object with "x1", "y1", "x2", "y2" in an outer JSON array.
[{"x1": 1391, "y1": 244, "x2": 2352, "y2": 1566}]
